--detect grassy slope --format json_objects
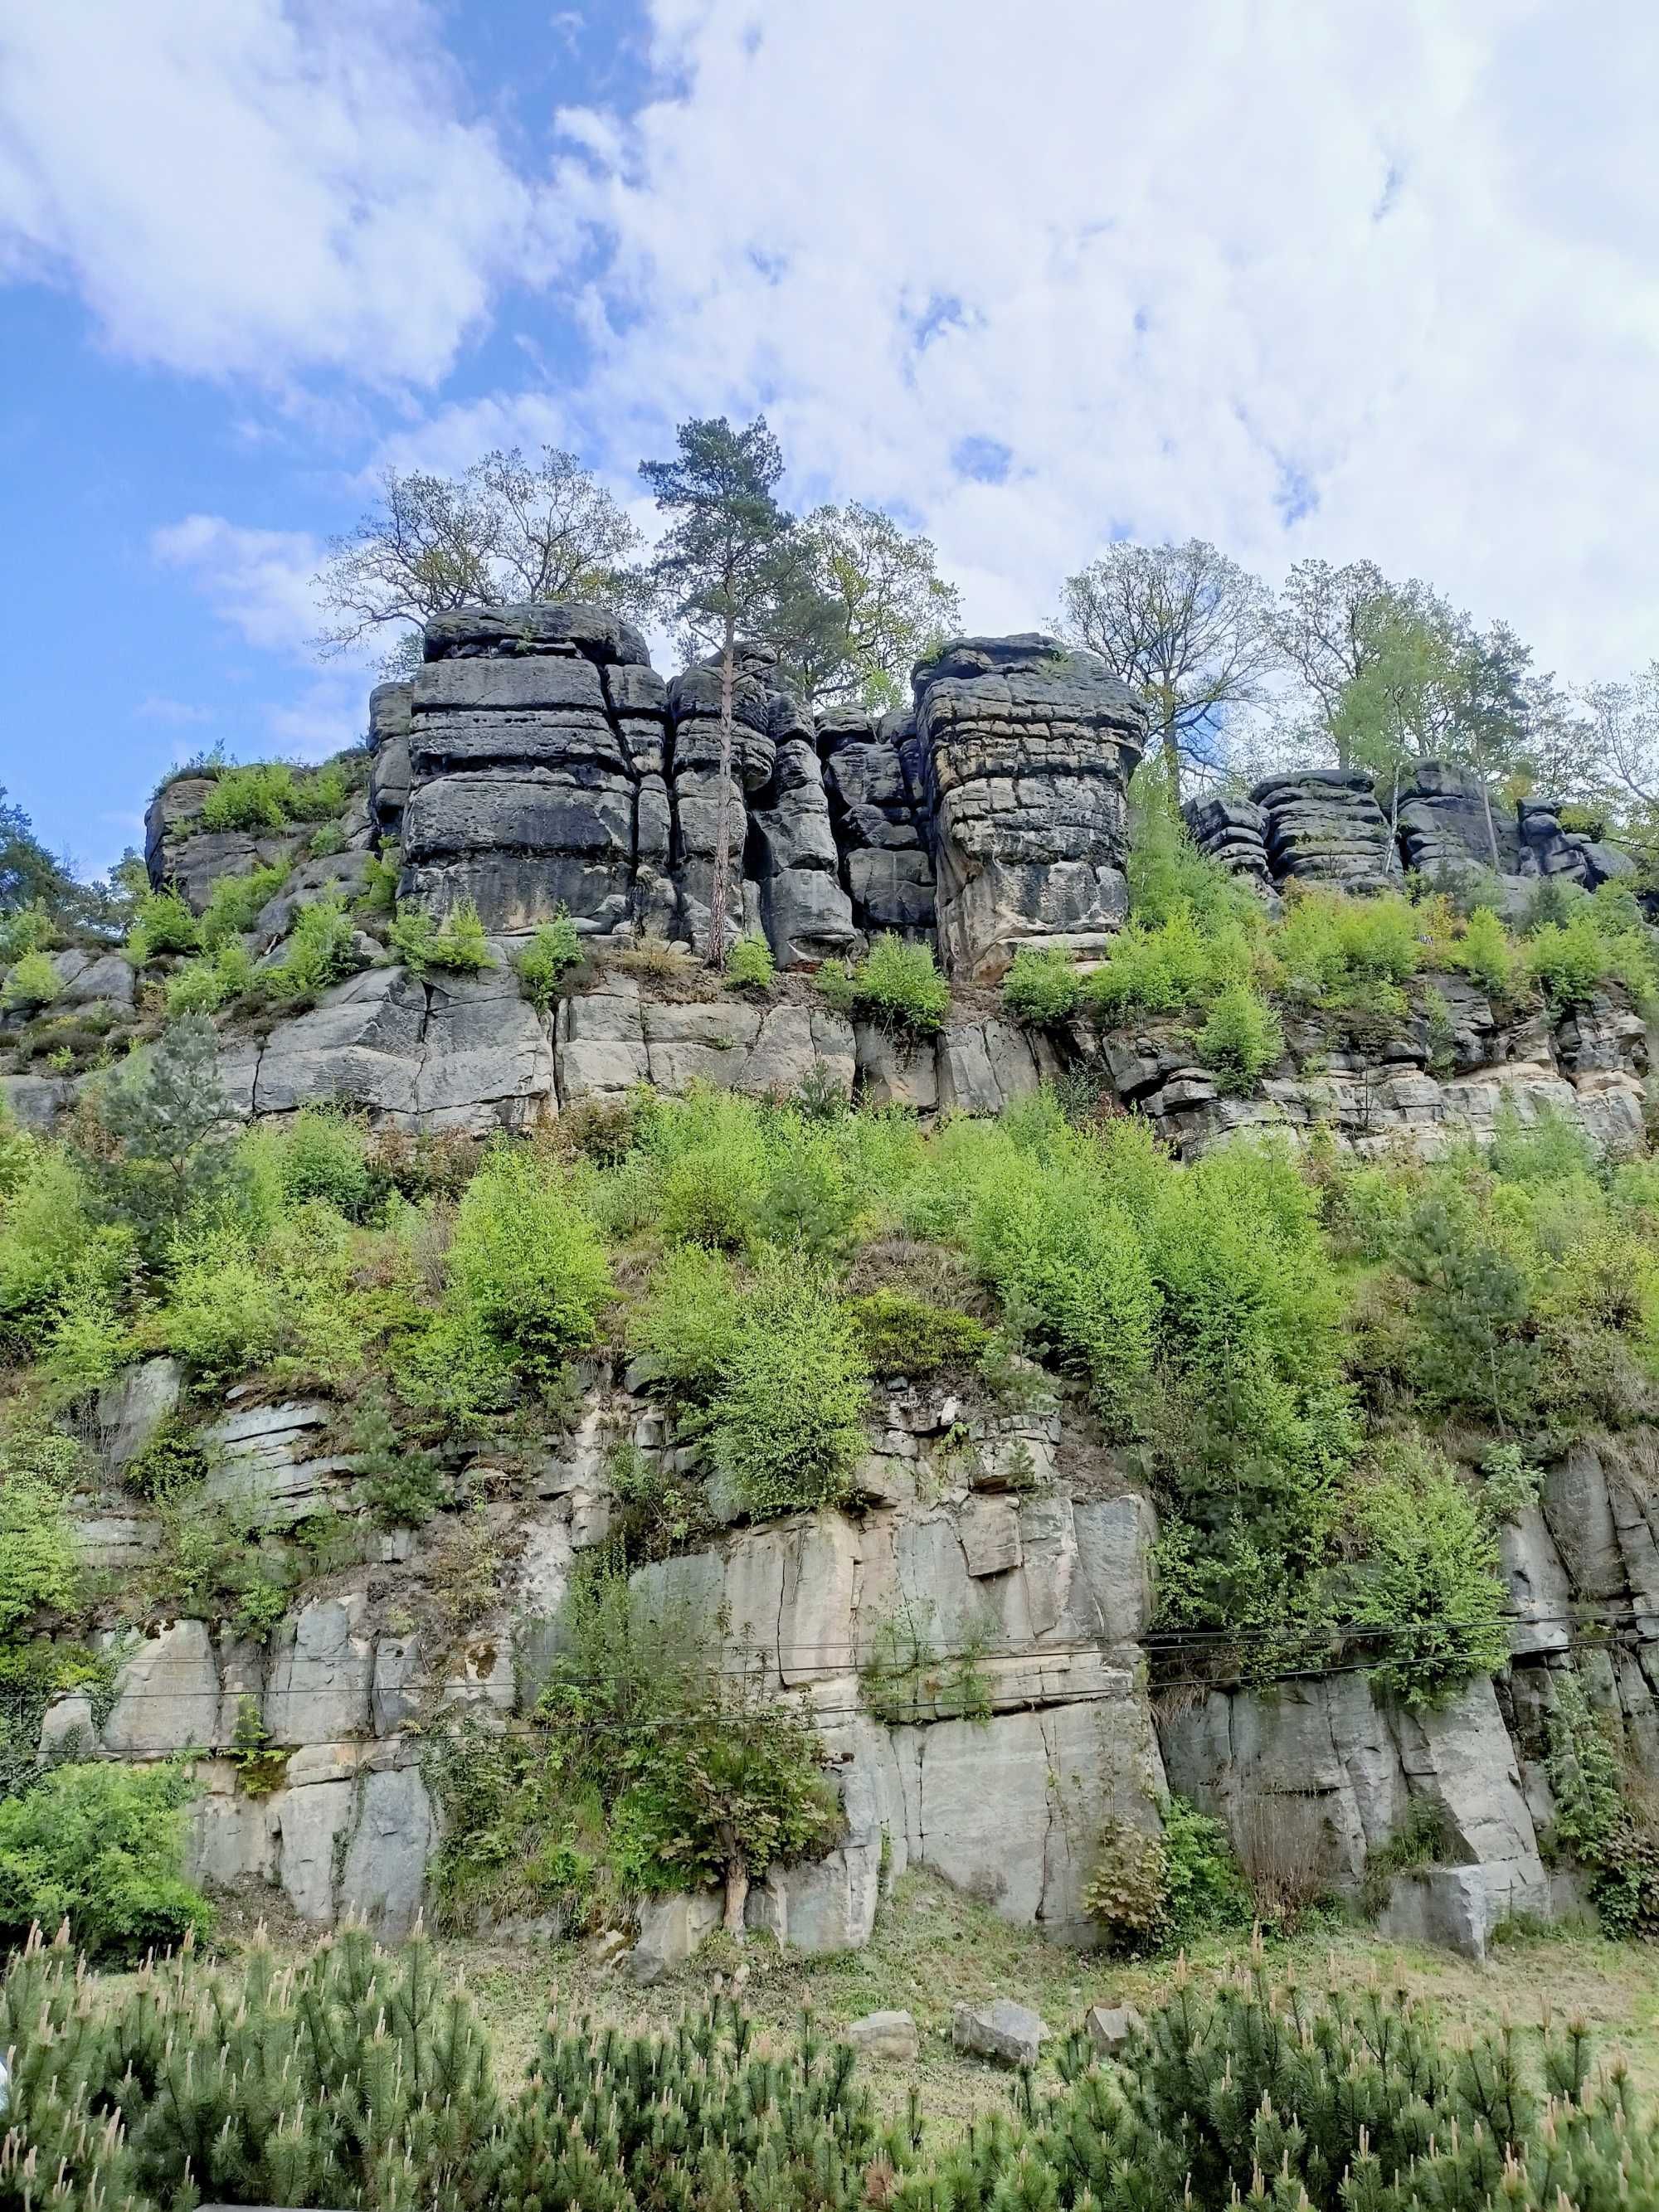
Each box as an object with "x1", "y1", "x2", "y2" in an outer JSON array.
[{"x1": 363, "y1": 1871, "x2": 1659, "y2": 2132}]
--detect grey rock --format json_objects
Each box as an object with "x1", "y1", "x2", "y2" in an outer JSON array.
[
  {"x1": 103, "y1": 1622, "x2": 220, "y2": 1755},
  {"x1": 855, "y1": 1024, "x2": 938, "y2": 1111},
  {"x1": 275, "y1": 1778, "x2": 358, "y2": 1921},
  {"x1": 50, "y1": 949, "x2": 135, "y2": 1011},
  {"x1": 0, "y1": 1072, "x2": 75, "y2": 1132},
  {"x1": 627, "y1": 1890, "x2": 722, "y2": 1981},
  {"x1": 951, "y1": 1997, "x2": 1048, "y2": 2068},
  {"x1": 97, "y1": 1357, "x2": 182, "y2": 1475},
  {"x1": 1084, "y1": 2003, "x2": 1144, "y2": 2055},
  {"x1": 265, "y1": 1595, "x2": 372, "y2": 1745},
  {"x1": 845, "y1": 2010, "x2": 919, "y2": 2061},
  {"x1": 338, "y1": 1763, "x2": 435, "y2": 1937},
  {"x1": 38, "y1": 1692, "x2": 97, "y2": 1758},
  {"x1": 421, "y1": 600, "x2": 650, "y2": 666}
]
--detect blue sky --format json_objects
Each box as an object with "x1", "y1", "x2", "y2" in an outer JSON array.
[{"x1": 3, "y1": 0, "x2": 1657, "y2": 873}]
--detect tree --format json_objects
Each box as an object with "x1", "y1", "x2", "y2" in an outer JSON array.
[
  {"x1": 640, "y1": 416, "x2": 795, "y2": 964},
  {"x1": 314, "y1": 446, "x2": 649, "y2": 673},
  {"x1": 1583, "y1": 664, "x2": 1659, "y2": 808},
  {"x1": 1057, "y1": 540, "x2": 1275, "y2": 798},
  {"x1": 83, "y1": 1014, "x2": 238, "y2": 1253},
  {"x1": 0, "y1": 786, "x2": 74, "y2": 919},
  {"x1": 766, "y1": 502, "x2": 962, "y2": 709},
  {"x1": 1266, "y1": 557, "x2": 1393, "y2": 766}
]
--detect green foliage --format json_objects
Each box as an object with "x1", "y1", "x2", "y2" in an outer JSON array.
[
  {"x1": 269, "y1": 893, "x2": 358, "y2": 998},
  {"x1": 349, "y1": 1388, "x2": 446, "y2": 1528},
  {"x1": 1479, "y1": 1440, "x2": 1542, "y2": 1523},
  {"x1": 0, "y1": 902, "x2": 55, "y2": 964},
  {"x1": 1127, "y1": 790, "x2": 1267, "y2": 934},
  {"x1": 1195, "y1": 980, "x2": 1282, "y2": 1091},
  {"x1": 1541, "y1": 1669, "x2": 1659, "y2": 1938},
  {"x1": 358, "y1": 848, "x2": 400, "y2": 918},
  {"x1": 1360, "y1": 1799, "x2": 1447, "y2": 1913},
  {"x1": 163, "y1": 936, "x2": 253, "y2": 1015},
  {"x1": 1451, "y1": 904, "x2": 1523, "y2": 999},
  {"x1": 0, "y1": 1640, "x2": 113, "y2": 1801},
  {"x1": 1273, "y1": 884, "x2": 1425, "y2": 1002},
  {"x1": 696, "y1": 1261, "x2": 871, "y2": 1519},
  {"x1": 1160, "y1": 1794, "x2": 1254, "y2": 1944},
  {"x1": 847, "y1": 1287, "x2": 988, "y2": 1376},
  {"x1": 1345, "y1": 1445, "x2": 1510, "y2": 1707},
  {"x1": 226, "y1": 1694, "x2": 289, "y2": 1796},
  {"x1": 859, "y1": 1597, "x2": 993, "y2": 1724},
  {"x1": 122, "y1": 1411, "x2": 208, "y2": 1500},
  {"x1": 0, "y1": 1760, "x2": 211, "y2": 1960},
  {"x1": 125, "y1": 887, "x2": 200, "y2": 963},
  {"x1": 0, "y1": 1448, "x2": 78, "y2": 1636},
  {"x1": 629, "y1": 1242, "x2": 742, "y2": 1397},
  {"x1": 83, "y1": 1012, "x2": 237, "y2": 1252},
  {"x1": 1, "y1": 947, "x2": 61, "y2": 1009},
  {"x1": 513, "y1": 909, "x2": 582, "y2": 1009},
  {"x1": 1081, "y1": 1815, "x2": 1169, "y2": 1953},
  {"x1": 308, "y1": 819, "x2": 347, "y2": 858},
  {"x1": 1002, "y1": 946, "x2": 1081, "y2": 1027},
  {"x1": 197, "y1": 855, "x2": 291, "y2": 946},
  {"x1": 445, "y1": 1146, "x2": 612, "y2": 1387},
  {"x1": 821, "y1": 931, "x2": 951, "y2": 1036},
  {"x1": 1081, "y1": 906, "x2": 1253, "y2": 1027},
  {"x1": 390, "y1": 896, "x2": 495, "y2": 976},
  {"x1": 725, "y1": 932, "x2": 776, "y2": 991},
  {"x1": 196, "y1": 757, "x2": 351, "y2": 834}
]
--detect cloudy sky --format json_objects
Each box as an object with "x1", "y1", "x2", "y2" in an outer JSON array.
[{"x1": 2, "y1": 0, "x2": 1657, "y2": 869}]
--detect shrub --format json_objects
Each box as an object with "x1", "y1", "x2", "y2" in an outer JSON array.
[
  {"x1": 698, "y1": 1262, "x2": 871, "y2": 1519},
  {"x1": 269, "y1": 896, "x2": 358, "y2": 998},
  {"x1": 156, "y1": 1226, "x2": 289, "y2": 1385},
  {"x1": 827, "y1": 932, "x2": 951, "y2": 1036},
  {"x1": 265, "y1": 1104, "x2": 381, "y2": 1219},
  {"x1": 859, "y1": 1597, "x2": 994, "y2": 1724},
  {"x1": 1160, "y1": 1794, "x2": 1253, "y2": 1943},
  {"x1": 1082, "y1": 1815, "x2": 1169, "y2": 1952},
  {"x1": 197, "y1": 856, "x2": 291, "y2": 946},
  {"x1": 1542, "y1": 1670, "x2": 1659, "y2": 1937},
  {"x1": 390, "y1": 897, "x2": 494, "y2": 976},
  {"x1": 1001, "y1": 946, "x2": 1081, "y2": 1026},
  {"x1": 1346, "y1": 1445, "x2": 1510, "y2": 1707},
  {"x1": 1452, "y1": 905, "x2": 1524, "y2": 999},
  {"x1": 163, "y1": 939, "x2": 253, "y2": 1016},
  {"x1": 1, "y1": 949, "x2": 61, "y2": 1009},
  {"x1": 0, "y1": 903, "x2": 54, "y2": 964},
  {"x1": 122, "y1": 1411, "x2": 208, "y2": 1500},
  {"x1": 0, "y1": 1460, "x2": 78, "y2": 1635},
  {"x1": 309, "y1": 821, "x2": 346, "y2": 858},
  {"x1": 1480, "y1": 1440, "x2": 1542, "y2": 1524},
  {"x1": 0, "y1": 1760, "x2": 212, "y2": 1960},
  {"x1": 724, "y1": 933, "x2": 776, "y2": 992},
  {"x1": 199, "y1": 761, "x2": 299, "y2": 831},
  {"x1": 514, "y1": 910, "x2": 582, "y2": 1009},
  {"x1": 446, "y1": 1148, "x2": 612, "y2": 1385},
  {"x1": 125, "y1": 887, "x2": 200, "y2": 962},
  {"x1": 629, "y1": 1244, "x2": 742, "y2": 1397},
  {"x1": 1196, "y1": 980, "x2": 1282, "y2": 1091},
  {"x1": 848, "y1": 1287, "x2": 989, "y2": 1376}
]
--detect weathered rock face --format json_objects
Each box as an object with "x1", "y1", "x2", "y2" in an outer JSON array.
[
  {"x1": 1252, "y1": 769, "x2": 1396, "y2": 895},
  {"x1": 1183, "y1": 795, "x2": 1276, "y2": 902},
  {"x1": 820, "y1": 706, "x2": 938, "y2": 941},
  {"x1": 913, "y1": 636, "x2": 1147, "y2": 980}
]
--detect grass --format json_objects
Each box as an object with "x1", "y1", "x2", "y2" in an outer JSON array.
[{"x1": 187, "y1": 1873, "x2": 1659, "y2": 2133}]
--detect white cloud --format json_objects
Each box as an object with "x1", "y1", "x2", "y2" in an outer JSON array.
[
  {"x1": 526, "y1": 0, "x2": 1659, "y2": 680},
  {"x1": 134, "y1": 695, "x2": 216, "y2": 727},
  {"x1": 151, "y1": 515, "x2": 328, "y2": 655},
  {"x1": 0, "y1": 0, "x2": 562, "y2": 386}
]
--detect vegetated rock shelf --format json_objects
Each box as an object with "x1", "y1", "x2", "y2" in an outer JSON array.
[{"x1": 3, "y1": 600, "x2": 1659, "y2": 1993}]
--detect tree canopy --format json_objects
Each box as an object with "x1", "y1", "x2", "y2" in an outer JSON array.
[{"x1": 313, "y1": 446, "x2": 650, "y2": 673}]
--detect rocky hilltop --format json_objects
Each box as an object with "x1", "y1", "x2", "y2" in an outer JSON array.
[{"x1": 4, "y1": 603, "x2": 1658, "y2": 1978}]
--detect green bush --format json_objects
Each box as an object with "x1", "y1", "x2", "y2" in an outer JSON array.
[
  {"x1": 824, "y1": 932, "x2": 951, "y2": 1036},
  {"x1": 1196, "y1": 980, "x2": 1282, "y2": 1091},
  {"x1": 0, "y1": 1760, "x2": 212, "y2": 1960},
  {"x1": 1, "y1": 948, "x2": 61, "y2": 1009},
  {"x1": 725, "y1": 933, "x2": 776, "y2": 991},
  {"x1": 122, "y1": 1412, "x2": 208, "y2": 1500},
  {"x1": 847, "y1": 1287, "x2": 989, "y2": 1375},
  {"x1": 258, "y1": 1104, "x2": 381, "y2": 1220},
  {"x1": 268, "y1": 895, "x2": 358, "y2": 998},
  {"x1": 513, "y1": 910, "x2": 582, "y2": 1009},
  {"x1": 1001, "y1": 946, "x2": 1081, "y2": 1026},
  {"x1": 0, "y1": 903, "x2": 54, "y2": 964},
  {"x1": 1082, "y1": 1815, "x2": 1170, "y2": 1952},
  {"x1": 0, "y1": 1458, "x2": 79, "y2": 1635},
  {"x1": 445, "y1": 1148, "x2": 612, "y2": 1386},
  {"x1": 389, "y1": 897, "x2": 494, "y2": 976},
  {"x1": 197, "y1": 856, "x2": 291, "y2": 946},
  {"x1": 1160, "y1": 1793, "x2": 1253, "y2": 1943},
  {"x1": 308, "y1": 821, "x2": 346, "y2": 858},
  {"x1": 199, "y1": 761, "x2": 299, "y2": 831},
  {"x1": 698, "y1": 1262, "x2": 871, "y2": 1519},
  {"x1": 125, "y1": 887, "x2": 200, "y2": 963},
  {"x1": 629, "y1": 1243, "x2": 742, "y2": 1397},
  {"x1": 1452, "y1": 904, "x2": 1524, "y2": 999},
  {"x1": 163, "y1": 939, "x2": 253, "y2": 1016},
  {"x1": 1082, "y1": 907, "x2": 1247, "y2": 1026},
  {"x1": 1345, "y1": 1445, "x2": 1510, "y2": 1707}
]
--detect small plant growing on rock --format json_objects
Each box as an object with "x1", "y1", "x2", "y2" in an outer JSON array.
[
  {"x1": 847, "y1": 1288, "x2": 988, "y2": 1377},
  {"x1": 270, "y1": 896, "x2": 359, "y2": 998},
  {"x1": 125, "y1": 887, "x2": 200, "y2": 964},
  {"x1": 390, "y1": 897, "x2": 494, "y2": 978},
  {"x1": 122, "y1": 1410, "x2": 207, "y2": 1500},
  {"x1": 1, "y1": 949, "x2": 61, "y2": 1011},
  {"x1": 1479, "y1": 1440, "x2": 1542, "y2": 1524},
  {"x1": 724, "y1": 933, "x2": 776, "y2": 993},
  {"x1": 1196, "y1": 980, "x2": 1282, "y2": 1092},
  {"x1": 1001, "y1": 946, "x2": 1081, "y2": 1027},
  {"x1": 514, "y1": 910, "x2": 582, "y2": 1009},
  {"x1": 821, "y1": 932, "x2": 950, "y2": 1037},
  {"x1": 227, "y1": 1694, "x2": 289, "y2": 1796}
]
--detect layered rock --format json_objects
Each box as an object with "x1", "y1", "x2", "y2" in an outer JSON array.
[
  {"x1": 1183, "y1": 794, "x2": 1275, "y2": 898},
  {"x1": 820, "y1": 706, "x2": 937, "y2": 940},
  {"x1": 913, "y1": 635, "x2": 1146, "y2": 980},
  {"x1": 1252, "y1": 768, "x2": 1396, "y2": 894}
]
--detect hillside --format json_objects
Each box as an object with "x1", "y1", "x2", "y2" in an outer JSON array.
[{"x1": 3, "y1": 604, "x2": 1659, "y2": 2020}]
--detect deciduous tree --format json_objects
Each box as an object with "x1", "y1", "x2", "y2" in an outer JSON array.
[{"x1": 766, "y1": 501, "x2": 961, "y2": 709}]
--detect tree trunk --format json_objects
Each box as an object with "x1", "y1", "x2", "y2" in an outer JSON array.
[
  {"x1": 707, "y1": 619, "x2": 735, "y2": 967},
  {"x1": 1160, "y1": 694, "x2": 1181, "y2": 809},
  {"x1": 1480, "y1": 779, "x2": 1501, "y2": 872},
  {"x1": 720, "y1": 1827, "x2": 749, "y2": 1937}
]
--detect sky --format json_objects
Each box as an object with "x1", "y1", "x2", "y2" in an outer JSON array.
[{"x1": 2, "y1": 0, "x2": 1657, "y2": 874}]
